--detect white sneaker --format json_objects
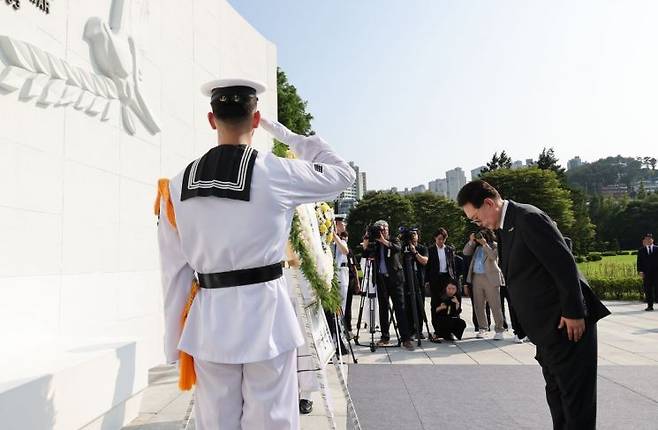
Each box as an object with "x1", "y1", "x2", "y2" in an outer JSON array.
[
  {"x1": 513, "y1": 335, "x2": 524, "y2": 344},
  {"x1": 476, "y1": 330, "x2": 485, "y2": 339},
  {"x1": 493, "y1": 332, "x2": 504, "y2": 341}
]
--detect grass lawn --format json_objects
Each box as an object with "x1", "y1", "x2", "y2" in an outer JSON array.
[
  {"x1": 577, "y1": 253, "x2": 641, "y2": 284},
  {"x1": 577, "y1": 254, "x2": 637, "y2": 271}
]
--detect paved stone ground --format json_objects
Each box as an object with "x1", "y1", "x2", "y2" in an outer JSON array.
[{"x1": 123, "y1": 300, "x2": 658, "y2": 429}]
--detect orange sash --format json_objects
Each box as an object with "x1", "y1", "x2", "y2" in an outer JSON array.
[{"x1": 155, "y1": 178, "x2": 196, "y2": 391}]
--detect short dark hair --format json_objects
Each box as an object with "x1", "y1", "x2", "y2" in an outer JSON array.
[
  {"x1": 433, "y1": 228, "x2": 448, "y2": 239},
  {"x1": 457, "y1": 180, "x2": 501, "y2": 208},
  {"x1": 211, "y1": 93, "x2": 257, "y2": 126},
  {"x1": 644, "y1": 233, "x2": 654, "y2": 239}
]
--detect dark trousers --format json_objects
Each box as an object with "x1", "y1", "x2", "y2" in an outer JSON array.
[
  {"x1": 535, "y1": 322, "x2": 598, "y2": 430},
  {"x1": 325, "y1": 310, "x2": 347, "y2": 353},
  {"x1": 377, "y1": 273, "x2": 410, "y2": 341},
  {"x1": 344, "y1": 284, "x2": 354, "y2": 331},
  {"x1": 404, "y1": 275, "x2": 426, "y2": 335},
  {"x1": 500, "y1": 285, "x2": 525, "y2": 337},
  {"x1": 437, "y1": 316, "x2": 466, "y2": 340},
  {"x1": 429, "y1": 273, "x2": 452, "y2": 335},
  {"x1": 499, "y1": 286, "x2": 510, "y2": 330},
  {"x1": 643, "y1": 274, "x2": 658, "y2": 306}
]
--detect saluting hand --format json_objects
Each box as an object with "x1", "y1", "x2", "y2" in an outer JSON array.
[{"x1": 558, "y1": 317, "x2": 586, "y2": 342}]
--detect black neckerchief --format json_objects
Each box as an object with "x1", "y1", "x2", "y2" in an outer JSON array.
[{"x1": 181, "y1": 144, "x2": 258, "y2": 202}]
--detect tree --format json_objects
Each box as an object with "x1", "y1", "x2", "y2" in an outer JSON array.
[
  {"x1": 615, "y1": 200, "x2": 658, "y2": 250},
  {"x1": 588, "y1": 195, "x2": 629, "y2": 251},
  {"x1": 537, "y1": 147, "x2": 566, "y2": 180},
  {"x1": 567, "y1": 155, "x2": 647, "y2": 194},
  {"x1": 273, "y1": 67, "x2": 315, "y2": 156},
  {"x1": 480, "y1": 168, "x2": 576, "y2": 232},
  {"x1": 637, "y1": 182, "x2": 647, "y2": 200},
  {"x1": 276, "y1": 68, "x2": 313, "y2": 135},
  {"x1": 407, "y1": 192, "x2": 468, "y2": 247},
  {"x1": 480, "y1": 151, "x2": 513, "y2": 174},
  {"x1": 565, "y1": 188, "x2": 596, "y2": 254}
]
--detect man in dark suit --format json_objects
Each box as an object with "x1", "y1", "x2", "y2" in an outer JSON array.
[
  {"x1": 457, "y1": 180, "x2": 610, "y2": 430},
  {"x1": 636, "y1": 233, "x2": 658, "y2": 311},
  {"x1": 424, "y1": 228, "x2": 457, "y2": 342},
  {"x1": 362, "y1": 220, "x2": 414, "y2": 350}
]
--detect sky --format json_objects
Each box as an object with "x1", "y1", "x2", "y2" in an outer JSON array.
[{"x1": 229, "y1": 0, "x2": 658, "y2": 190}]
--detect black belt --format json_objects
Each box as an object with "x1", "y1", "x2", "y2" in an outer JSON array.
[
  {"x1": 340, "y1": 263, "x2": 348, "y2": 267},
  {"x1": 197, "y1": 262, "x2": 283, "y2": 289}
]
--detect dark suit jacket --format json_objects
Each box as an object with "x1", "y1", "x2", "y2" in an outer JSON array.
[
  {"x1": 362, "y1": 238, "x2": 404, "y2": 284},
  {"x1": 637, "y1": 245, "x2": 658, "y2": 276},
  {"x1": 425, "y1": 245, "x2": 456, "y2": 286},
  {"x1": 498, "y1": 200, "x2": 610, "y2": 347}
]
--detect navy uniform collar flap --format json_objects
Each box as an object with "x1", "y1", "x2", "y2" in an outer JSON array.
[{"x1": 181, "y1": 145, "x2": 258, "y2": 202}]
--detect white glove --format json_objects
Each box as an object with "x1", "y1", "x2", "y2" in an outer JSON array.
[{"x1": 260, "y1": 117, "x2": 306, "y2": 149}]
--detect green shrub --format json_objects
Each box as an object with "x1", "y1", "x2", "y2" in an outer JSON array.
[
  {"x1": 631, "y1": 250, "x2": 638, "y2": 255},
  {"x1": 587, "y1": 277, "x2": 643, "y2": 300},
  {"x1": 575, "y1": 255, "x2": 586, "y2": 263},
  {"x1": 601, "y1": 251, "x2": 617, "y2": 257},
  {"x1": 587, "y1": 254, "x2": 603, "y2": 261},
  {"x1": 589, "y1": 252, "x2": 602, "y2": 257}
]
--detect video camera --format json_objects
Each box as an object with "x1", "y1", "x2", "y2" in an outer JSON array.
[
  {"x1": 399, "y1": 226, "x2": 418, "y2": 248},
  {"x1": 363, "y1": 224, "x2": 383, "y2": 252}
]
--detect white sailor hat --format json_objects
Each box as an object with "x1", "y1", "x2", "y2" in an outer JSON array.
[{"x1": 200, "y1": 78, "x2": 267, "y2": 98}]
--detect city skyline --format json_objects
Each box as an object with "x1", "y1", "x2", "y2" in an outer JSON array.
[{"x1": 372, "y1": 155, "x2": 589, "y2": 198}]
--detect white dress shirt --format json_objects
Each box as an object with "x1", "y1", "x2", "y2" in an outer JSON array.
[
  {"x1": 437, "y1": 245, "x2": 448, "y2": 273},
  {"x1": 158, "y1": 118, "x2": 356, "y2": 364},
  {"x1": 499, "y1": 199, "x2": 510, "y2": 230}
]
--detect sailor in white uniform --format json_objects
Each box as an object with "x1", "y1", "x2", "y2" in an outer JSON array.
[
  {"x1": 333, "y1": 216, "x2": 350, "y2": 313},
  {"x1": 157, "y1": 78, "x2": 355, "y2": 430}
]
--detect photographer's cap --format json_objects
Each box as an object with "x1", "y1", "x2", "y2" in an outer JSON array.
[
  {"x1": 335, "y1": 214, "x2": 347, "y2": 222},
  {"x1": 201, "y1": 78, "x2": 267, "y2": 102}
]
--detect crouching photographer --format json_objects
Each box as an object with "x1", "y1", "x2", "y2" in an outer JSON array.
[
  {"x1": 435, "y1": 279, "x2": 466, "y2": 341},
  {"x1": 362, "y1": 220, "x2": 414, "y2": 350}
]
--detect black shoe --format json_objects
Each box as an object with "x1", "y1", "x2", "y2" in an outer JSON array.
[
  {"x1": 299, "y1": 399, "x2": 313, "y2": 415},
  {"x1": 645, "y1": 306, "x2": 654, "y2": 311},
  {"x1": 376, "y1": 338, "x2": 391, "y2": 347}
]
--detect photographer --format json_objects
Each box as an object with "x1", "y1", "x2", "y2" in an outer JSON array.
[
  {"x1": 402, "y1": 229, "x2": 428, "y2": 338},
  {"x1": 362, "y1": 220, "x2": 414, "y2": 350},
  {"x1": 435, "y1": 279, "x2": 467, "y2": 341},
  {"x1": 425, "y1": 228, "x2": 457, "y2": 342},
  {"x1": 463, "y1": 229, "x2": 506, "y2": 340}
]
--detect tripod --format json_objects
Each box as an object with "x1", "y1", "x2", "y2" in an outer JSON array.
[
  {"x1": 334, "y1": 307, "x2": 358, "y2": 363},
  {"x1": 353, "y1": 257, "x2": 401, "y2": 352},
  {"x1": 402, "y1": 246, "x2": 432, "y2": 347}
]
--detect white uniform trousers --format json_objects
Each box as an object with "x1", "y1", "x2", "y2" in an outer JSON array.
[
  {"x1": 338, "y1": 266, "x2": 349, "y2": 313},
  {"x1": 297, "y1": 337, "x2": 320, "y2": 399},
  {"x1": 193, "y1": 349, "x2": 299, "y2": 430}
]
